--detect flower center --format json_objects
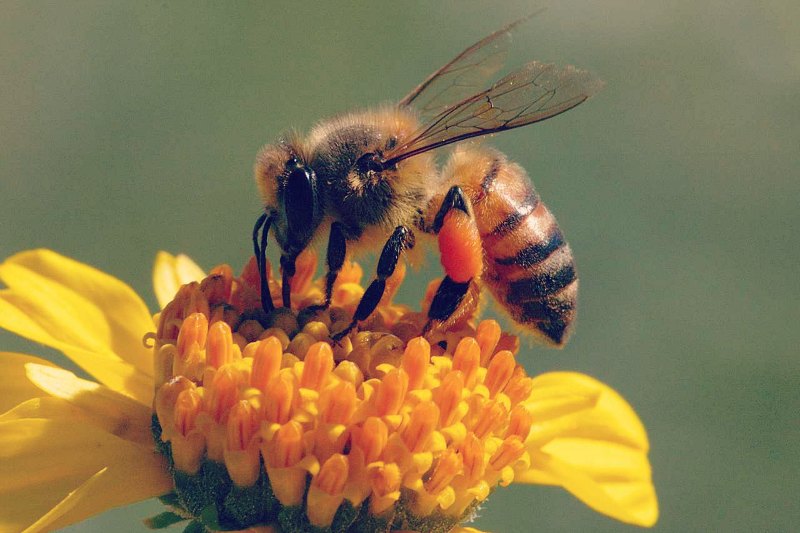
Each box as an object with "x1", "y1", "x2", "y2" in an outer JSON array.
[{"x1": 151, "y1": 252, "x2": 532, "y2": 532}]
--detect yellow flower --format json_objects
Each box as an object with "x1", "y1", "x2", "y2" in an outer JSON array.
[{"x1": 0, "y1": 249, "x2": 657, "y2": 532}]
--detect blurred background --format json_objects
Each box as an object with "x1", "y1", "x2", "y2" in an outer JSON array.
[{"x1": 1, "y1": 1, "x2": 798, "y2": 531}]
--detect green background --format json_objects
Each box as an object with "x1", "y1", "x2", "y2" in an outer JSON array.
[{"x1": 2, "y1": 1, "x2": 798, "y2": 531}]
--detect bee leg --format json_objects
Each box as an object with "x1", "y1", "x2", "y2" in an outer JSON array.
[
  {"x1": 307, "y1": 222, "x2": 347, "y2": 312},
  {"x1": 253, "y1": 212, "x2": 275, "y2": 313},
  {"x1": 425, "y1": 186, "x2": 483, "y2": 332},
  {"x1": 332, "y1": 225, "x2": 415, "y2": 341},
  {"x1": 280, "y1": 254, "x2": 297, "y2": 309}
]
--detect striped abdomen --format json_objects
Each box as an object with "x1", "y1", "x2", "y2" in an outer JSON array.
[{"x1": 444, "y1": 148, "x2": 578, "y2": 346}]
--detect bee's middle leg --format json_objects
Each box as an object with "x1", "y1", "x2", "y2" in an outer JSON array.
[
  {"x1": 332, "y1": 225, "x2": 415, "y2": 341},
  {"x1": 425, "y1": 185, "x2": 483, "y2": 332}
]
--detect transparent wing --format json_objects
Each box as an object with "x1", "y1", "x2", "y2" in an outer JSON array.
[
  {"x1": 385, "y1": 61, "x2": 603, "y2": 166},
  {"x1": 399, "y1": 14, "x2": 539, "y2": 121}
]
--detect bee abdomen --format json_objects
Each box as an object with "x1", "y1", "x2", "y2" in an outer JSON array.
[{"x1": 446, "y1": 148, "x2": 577, "y2": 346}]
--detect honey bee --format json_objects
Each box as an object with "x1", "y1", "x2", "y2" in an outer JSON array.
[{"x1": 253, "y1": 17, "x2": 602, "y2": 346}]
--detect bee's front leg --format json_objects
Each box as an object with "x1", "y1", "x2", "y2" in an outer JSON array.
[
  {"x1": 280, "y1": 254, "x2": 297, "y2": 309},
  {"x1": 425, "y1": 186, "x2": 483, "y2": 333},
  {"x1": 332, "y1": 225, "x2": 414, "y2": 341}
]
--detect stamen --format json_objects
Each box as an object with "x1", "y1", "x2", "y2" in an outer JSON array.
[
  {"x1": 226, "y1": 400, "x2": 258, "y2": 452},
  {"x1": 459, "y1": 433, "x2": 486, "y2": 484},
  {"x1": 300, "y1": 342, "x2": 334, "y2": 390},
  {"x1": 507, "y1": 404, "x2": 533, "y2": 440},
  {"x1": 224, "y1": 400, "x2": 261, "y2": 487},
  {"x1": 402, "y1": 401, "x2": 440, "y2": 452},
  {"x1": 375, "y1": 368, "x2": 408, "y2": 416},
  {"x1": 174, "y1": 388, "x2": 202, "y2": 437},
  {"x1": 352, "y1": 416, "x2": 388, "y2": 463},
  {"x1": 307, "y1": 453, "x2": 349, "y2": 527},
  {"x1": 434, "y1": 370, "x2": 464, "y2": 427},
  {"x1": 402, "y1": 337, "x2": 430, "y2": 390},
  {"x1": 369, "y1": 462, "x2": 401, "y2": 515},
  {"x1": 504, "y1": 366, "x2": 533, "y2": 405},
  {"x1": 452, "y1": 337, "x2": 480, "y2": 389},
  {"x1": 314, "y1": 453, "x2": 349, "y2": 495},
  {"x1": 207, "y1": 366, "x2": 240, "y2": 424},
  {"x1": 320, "y1": 381, "x2": 357, "y2": 424},
  {"x1": 489, "y1": 435, "x2": 526, "y2": 471},
  {"x1": 267, "y1": 420, "x2": 303, "y2": 467},
  {"x1": 475, "y1": 319, "x2": 501, "y2": 365},
  {"x1": 207, "y1": 321, "x2": 235, "y2": 369},
  {"x1": 263, "y1": 372, "x2": 295, "y2": 424},
  {"x1": 484, "y1": 349, "x2": 515, "y2": 397},
  {"x1": 471, "y1": 399, "x2": 507, "y2": 439},
  {"x1": 250, "y1": 336, "x2": 283, "y2": 392},
  {"x1": 425, "y1": 448, "x2": 463, "y2": 495}
]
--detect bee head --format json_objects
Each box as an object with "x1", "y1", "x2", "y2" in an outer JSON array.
[{"x1": 255, "y1": 142, "x2": 322, "y2": 255}]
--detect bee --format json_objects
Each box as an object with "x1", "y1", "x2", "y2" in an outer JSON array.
[{"x1": 253, "y1": 17, "x2": 602, "y2": 346}]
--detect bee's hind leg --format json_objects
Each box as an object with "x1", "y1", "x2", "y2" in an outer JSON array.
[
  {"x1": 306, "y1": 222, "x2": 347, "y2": 312},
  {"x1": 424, "y1": 186, "x2": 483, "y2": 334},
  {"x1": 332, "y1": 225, "x2": 415, "y2": 341}
]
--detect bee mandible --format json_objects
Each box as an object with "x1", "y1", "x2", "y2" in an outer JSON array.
[{"x1": 253, "y1": 17, "x2": 602, "y2": 346}]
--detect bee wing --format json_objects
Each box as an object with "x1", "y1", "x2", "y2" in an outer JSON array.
[
  {"x1": 399, "y1": 14, "x2": 538, "y2": 119},
  {"x1": 385, "y1": 61, "x2": 603, "y2": 166}
]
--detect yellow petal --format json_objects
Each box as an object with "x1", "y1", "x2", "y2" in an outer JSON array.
[
  {"x1": 0, "y1": 352, "x2": 55, "y2": 413},
  {"x1": 526, "y1": 372, "x2": 648, "y2": 450},
  {"x1": 518, "y1": 372, "x2": 657, "y2": 526},
  {"x1": 153, "y1": 251, "x2": 205, "y2": 309},
  {"x1": 7, "y1": 363, "x2": 153, "y2": 446},
  {"x1": 0, "y1": 417, "x2": 171, "y2": 532},
  {"x1": 0, "y1": 249, "x2": 154, "y2": 403}
]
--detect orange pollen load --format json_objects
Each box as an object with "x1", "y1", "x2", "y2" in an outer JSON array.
[{"x1": 152, "y1": 253, "x2": 537, "y2": 525}]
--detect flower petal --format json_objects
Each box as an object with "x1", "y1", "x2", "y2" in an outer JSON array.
[
  {"x1": 0, "y1": 352, "x2": 55, "y2": 413},
  {"x1": 153, "y1": 251, "x2": 205, "y2": 309},
  {"x1": 16, "y1": 362, "x2": 153, "y2": 446},
  {"x1": 0, "y1": 417, "x2": 171, "y2": 532},
  {"x1": 0, "y1": 249, "x2": 154, "y2": 402},
  {"x1": 518, "y1": 372, "x2": 658, "y2": 527}
]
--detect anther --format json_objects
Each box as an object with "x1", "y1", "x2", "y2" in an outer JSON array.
[
  {"x1": 472, "y1": 399, "x2": 507, "y2": 439},
  {"x1": 452, "y1": 337, "x2": 481, "y2": 389},
  {"x1": 174, "y1": 387, "x2": 202, "y2": 437},
  {"x1": 307, "y1": 453, "x2": 349, "y2": 527},
  {"x1": 374, "y1": 368, "x2": 408, "y2": 416},
  {"x1": 507, "y1": 404, "x2": 533, "y2": 440},
  {"x1": 300, "y1": 342, "x2": 334, "y2": 390},
  {"x1": 434, "y1": 370, "x2": 464, "y2": 427},
  {"x1": 207, "y1": 321, "x2": 235, "y2": 368},
  {"x1": 268, "y1": 420, "x2": 304, "y2": 468},
  {"x1": 504, "y1": 366, "x2": 533, "y2": 405},
  {"x1": 425, "y1": 448, "x2": 463, "y2": 495},
  {"x1": 351, "y1": 416, "x2": 388, "y2": 463},
  {"x1": 459, "y1": 433, "x2": 486, "y2": 484},
  {"x1": 226, "y1": 400, "x2": 258, "y2": 452},
  {"x1": 402, "y1": 401, "x2": 440, "y2": 452},
  {"x1": 475, "y1": 320, "x2": 501, "y2": 365},
  {"x1": 207, "y1": 366, "x2": 240, "y2": 424},
  {"x1": 401, "y1": 337, "x2": 430, "y2": 390},
  {"x1": 484, "y1": 350, "x2": 515, "y2": 397},
  {"x1": 224, "y1": 400, "x2": 261, "y2": 487},
  {"x1": 320, "y1": 381, "x2": 357, "y2": 424},
  {"x1": 251, "y1": 336, "x2": 283, "y2": 393},
  {"x1": 314, "y1": 453, "x2": 349, "y2": 495},
  {"x1": 263, "y1": 372, "x2": 295, "y2": 424},
  {"x1": 489, "y1": 435, "x2": 525, "y2": 471}
]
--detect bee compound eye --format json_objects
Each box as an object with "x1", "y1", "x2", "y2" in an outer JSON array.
[{"x1": 284, "y1": 167, "x2": 316, "y2": 235}]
